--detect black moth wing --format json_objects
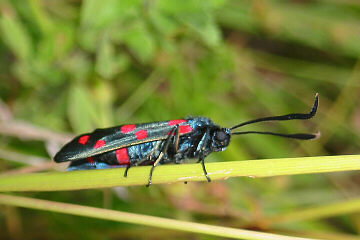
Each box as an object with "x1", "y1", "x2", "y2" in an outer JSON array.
[{"x1": 54, "y1": 120, "x2": 191, "y2": 162}]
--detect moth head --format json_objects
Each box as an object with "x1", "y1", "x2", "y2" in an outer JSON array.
[{"x1": 211, "y1": 128, "x2": 231, "y2": 152}]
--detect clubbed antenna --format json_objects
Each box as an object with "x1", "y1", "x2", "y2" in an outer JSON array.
[{"x1": 230, "y1": 94, "x2": 319, "y2": 140}]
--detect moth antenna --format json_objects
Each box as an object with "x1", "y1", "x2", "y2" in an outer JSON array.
[
  {"x1": 231, "y1": 131, "x2": 320, "y2": 140},
  {"x1": 230, "y1": 93, "x2": 318, "y2": 130}
]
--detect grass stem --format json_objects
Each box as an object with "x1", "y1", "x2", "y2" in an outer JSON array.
[{"x1": 0, "y1": 155, "x2": 359, "y2": 191}]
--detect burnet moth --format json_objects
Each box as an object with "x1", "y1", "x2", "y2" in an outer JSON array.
[{"x1": 54, "y1": 94, "x2": 319, "y2": 186}]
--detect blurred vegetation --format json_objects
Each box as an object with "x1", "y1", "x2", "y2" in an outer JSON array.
[{"x1": 1, "y1": 0, "x2": 360, "y2": 239}]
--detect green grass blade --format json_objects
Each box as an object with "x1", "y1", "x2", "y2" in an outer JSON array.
[
  {"x1": 265, "y1": 197, "x2": 360, "y2": 225},
  {"x1": 0, "y1": 194, "x2": 315, "y2": 240},
  {"x1": 0, "y1": 155, "x2": 359, "y2": 191}
]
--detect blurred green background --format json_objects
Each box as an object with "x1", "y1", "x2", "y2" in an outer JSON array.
[{"x1": 1, "y1": 0, "x2": 360, "y2": 239}]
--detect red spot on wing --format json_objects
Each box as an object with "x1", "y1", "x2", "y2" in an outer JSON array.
[
  {"x1": 179, "y1": 125, "x2": 193, "y2": 134},
  {"x1": 121, "y1": 124, "x2": 136, "y2": 133},
  {"x1": 115, "y1": 148, "x2": 130, "y2": 165},
  {"x1": 94, "y1": 140, "x2": 106, "y2": 149},
  {"x1": 168, "y1": 119, "x2": 186, "y2": 126},
  {"x1": 135, "y1": 130, "x2": 147, "y2": 140},
  {"x1": 168, "y1": 125, "x2": 193, "y2": 135},
  {"x1": 87, "y1": 157, "x2": 94, "y2": 164},
  {"x1": 78, "y1": 135, "x2": 90, "y2": 145}
]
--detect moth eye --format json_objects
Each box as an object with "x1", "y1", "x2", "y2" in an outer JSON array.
[{"x1": 216, "y1": 131, "x2": 227, "y2": 141}]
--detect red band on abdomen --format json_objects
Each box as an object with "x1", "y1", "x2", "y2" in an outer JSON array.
[
  {"x1": 87, "y1": 156, "x2": 94, "y2": 164},
  {"x1": 115, "y1": 148, "x2": 130, "y2": 165}
]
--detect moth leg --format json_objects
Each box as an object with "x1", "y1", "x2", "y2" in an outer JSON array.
[
  {"x1": 171, "y1": 127, "x2": 187, "y2": 184},
  {"x1": 147, "y1": 126, "x2": 178, "y2": 187},
  {"x1": 196, "y1": 128, "x2": 211, "y2": 182},
  {"x1": 125, "y1": 141, "x2": 162, "y2": 178},
  {"x1": 200, "y1": 154, "x2": 211, "y2": 182},
  {"x1": 172, "y1": 126, "x2": 180, "y2": 153},
  {"x1": 148, "y1": 141, "x2": 162, "y2": 162},
  {"x1": 124, "y1": 165, "x2": 131, "y2": 177}
]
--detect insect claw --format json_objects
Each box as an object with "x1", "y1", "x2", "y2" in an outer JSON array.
[
  {"x1": 147, "y1": 164, "x2": 156, "y2": 187},
  {"x1": 200, "y1": 157, "x2": 211, "y2": 182},
  {"x1": 205, "y1": 174, "x2": 211, "y2": 182}
]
